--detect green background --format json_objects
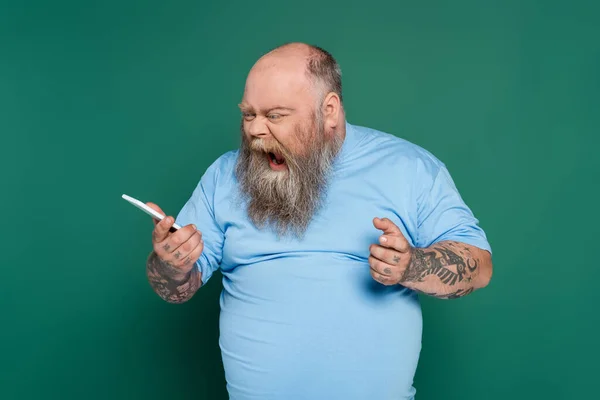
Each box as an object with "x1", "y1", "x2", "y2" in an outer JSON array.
[{"x1": 2, "y1": 0, "x2": 598, "y2": 399}]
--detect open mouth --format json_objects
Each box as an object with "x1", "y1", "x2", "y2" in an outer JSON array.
[{"x1": 267, "y1": 151, "x2": 285, "y2": 166}]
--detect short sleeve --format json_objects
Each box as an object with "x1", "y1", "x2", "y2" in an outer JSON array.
[
  {"x1": 416, "y1": 163, "x2": 492, "y2": 254},
  {"x1": 175, "y1": 161, "x2": 225, "y2": 285}
]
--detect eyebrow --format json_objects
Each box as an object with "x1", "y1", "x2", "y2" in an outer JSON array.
[{"x1": 238, "y1": 103, "x2": 295, "y2": 113}]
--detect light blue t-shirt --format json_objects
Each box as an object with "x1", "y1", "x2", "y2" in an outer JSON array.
[{"x1": 176, "y1": 121, "x2": 491, "y2": 400}]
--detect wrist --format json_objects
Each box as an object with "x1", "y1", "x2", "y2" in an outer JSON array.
[
  {"x1": 169, "y1": 266, "x2": 194, "y2": 282},
  {"x1": 149, "y1": 251, "x2": 194, "y2": 281},
  {"x1": 399, "y1": 245, "x2": 417, "y2": 283}
]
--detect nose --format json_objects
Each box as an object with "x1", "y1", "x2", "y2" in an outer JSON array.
[{"x1": 246, "y1": 117, "x2": 270, "y2": 139}]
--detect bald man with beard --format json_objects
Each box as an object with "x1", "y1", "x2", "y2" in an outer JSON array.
[{"x1": 145, "y1": 42, "x2": 493, "y2": 400}]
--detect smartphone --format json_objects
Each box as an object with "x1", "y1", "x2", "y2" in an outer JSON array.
[{"x1": 122, "y1": 194, "x2": 181, "y2": 232}]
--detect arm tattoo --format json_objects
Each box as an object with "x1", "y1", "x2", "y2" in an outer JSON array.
[
  {"x1": 414, "y1": 287, "x2": 474, "y2": 299},
  {"x1": 146, "y1": 251, "x2": 201, "y2": 304},
  {"x1": 402, "y1": 242, "x2": 480, "y2": 299}
]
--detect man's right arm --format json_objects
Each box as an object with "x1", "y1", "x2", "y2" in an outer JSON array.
[
  {"x1": 146, "y1": 251, "x2": 202, "y2": 304},
  {"x1": 145, "y1": 204, "x2": 205, "y2": 304}
]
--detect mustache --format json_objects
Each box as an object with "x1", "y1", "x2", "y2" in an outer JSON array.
[
  {"x1": 246, "y1": 137, "x2": 302, "y2": 169},
  {"x1": 240, "y1": 122, "x2": 291, "y2": 158},
  {"x1": 248, "y1": 137, "x2": 286, "y2": 154}
]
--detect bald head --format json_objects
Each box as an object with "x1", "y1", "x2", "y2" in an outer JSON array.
[{"x1": 250, "y1": 42, "x2": 343, "y2": 105}]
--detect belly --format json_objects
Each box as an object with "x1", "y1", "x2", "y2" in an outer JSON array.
[{"x1": 217, "y1": 253, "x2": 422, "y2": 400}]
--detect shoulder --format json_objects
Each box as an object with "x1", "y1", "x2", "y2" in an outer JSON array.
[
  {"x1": 201, "y1": 149, "x2": 240, "y2": 186},
  {"x1": 349, "y1": 122, "x2": 445, "y2": 182}
]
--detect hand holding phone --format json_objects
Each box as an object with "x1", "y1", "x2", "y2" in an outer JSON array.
[
  {"x1": 122, "y1": 194, "x2": 203, "y2": 273},
  {"x1": 122, "y1": 194, "x2": 181, "y2": 232}
]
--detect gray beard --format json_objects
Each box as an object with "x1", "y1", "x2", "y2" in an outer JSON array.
[{"x1": 234, "y1": 118, "x2": 343, "y2": 239}]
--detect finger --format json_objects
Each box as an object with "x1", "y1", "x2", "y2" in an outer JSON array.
[
  {"x1": 146, "y1": 202, "x2": 165, "y2": 214},
  {"x1": 159, "y1": 224, "x2": 199, "y2": 255},
  {"x1": 170, "y1": 230, "x2": 203, "y2": 267},
  {"x1": 153, "y1": 215, "x2": 175, "y2": 243},
  {"x1": 371, "y1": 270, "x2": 396, "y2": 286},
  {"x1": 146, "y1": 202, "x2": 166, "y2": 226},
  {"x1": 369, "y1": 259, "x2": 398, "y2": 286},
  {"x1": 369, "y1": 244, "x2": 404, "y2": 266},
  {"x1": 174, "y1": 238, "x2": 204, "y2": 269},
  {"x1": 368, "y1": 255, "x2": 400, "y2": 278},
  {"x1": 373, "y1": 217, "x2": 402, "y2": 236},
  {"x1": 378, "y1": 234, "x2": 411, "y2": 253}
]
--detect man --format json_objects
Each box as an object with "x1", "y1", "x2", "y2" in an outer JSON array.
[{"x1": 145, "y1": 42, "x2": 492, "y2": 399}]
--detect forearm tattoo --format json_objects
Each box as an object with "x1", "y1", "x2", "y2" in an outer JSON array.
[
  {"x1": 402, "y1": 242, "x2": 479, "y2": 299},
  {"x1": 146, "y1": 251, "x2": 201, "y2": 303}
]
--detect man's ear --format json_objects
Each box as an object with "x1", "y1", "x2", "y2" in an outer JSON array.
[{"x1": 322, "y1": 91, "x2": 342, "y2": 130}]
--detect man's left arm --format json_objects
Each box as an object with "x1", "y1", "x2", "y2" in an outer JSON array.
[
  {"x1": 404, "y1": 240, "x2": 492, "y2": 298},
  {"x1": 369, "y1": 218, "x2": 492, "y2": 298}
]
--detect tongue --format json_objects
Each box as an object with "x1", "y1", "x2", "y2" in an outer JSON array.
[{"x1": 273, "y1": 153, "x2": 284, "y2": 163}]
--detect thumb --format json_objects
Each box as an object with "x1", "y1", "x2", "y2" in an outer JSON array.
[
  {"x1": 373, "y1": 217, "x2": 402, "y2": 236},
  {"x1": 373, "y1": 217, "x2": 411, "y2": 253},
  {"x1": 146, "y1": 202, "x2": 166, "y2": 226}
]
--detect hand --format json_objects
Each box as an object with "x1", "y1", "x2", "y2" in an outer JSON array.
[
  {"x1": 369, "y1": 217, "x2": 413, "y2": 286},
  {"x1": 147, "y1": 202, "x2": 203, "y2": 277}
]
